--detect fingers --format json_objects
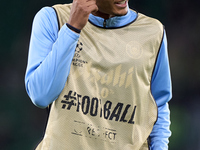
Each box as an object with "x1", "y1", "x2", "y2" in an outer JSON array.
[
  {"x1": 85, "y1": 1, "x2": 98, "y2": 13},
  {"x1": 68, "y1": 0, "x2": 98, "y2": 30},
  {"x1": 74, "y1": 0, "x2": 98, "y2": 14}
]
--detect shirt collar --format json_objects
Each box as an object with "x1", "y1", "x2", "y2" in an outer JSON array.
[{"x1": 88, "y1": 7, "x2": 138, "y2": 28}]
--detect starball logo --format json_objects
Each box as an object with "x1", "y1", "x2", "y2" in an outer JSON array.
[{"x1": 72, "y1": 41, "x2": 88, "y2": 67}]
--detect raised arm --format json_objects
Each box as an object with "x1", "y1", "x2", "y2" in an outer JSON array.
[
  {"x1": 25, "y1": 0, "x2": 98, "y2": 108},
  {"x1": 25, "y1": 7, "x2": 80, "y2": 108}
]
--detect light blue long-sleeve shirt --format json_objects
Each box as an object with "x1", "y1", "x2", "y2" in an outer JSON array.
[{"x1": 25, "y1": 6, "x2": 172, "y2": 150}]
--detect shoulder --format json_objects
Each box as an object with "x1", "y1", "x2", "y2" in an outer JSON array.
[
  {"x1": 129, "y1": 9, "x2": 163, "y2": 31},
  {"x1": 52, "y1": 3, "x2": 72, "y2": 16},
  {"x1": 31, "y1": 7, "x2": 59, "y2": 39},
  {"x1": 52, "y1": 3, "x2": 72, "y2": 9},
  {"x1": 131, "y1": 11, "x2": 164, "y2": 43},
  {"x1": 52, "y1": 3, "x2": 72, "y2": 28},
  {"x1": 33, "y1": 6, "x2": 58, "y2": 29},
  {"x1": 137, "y1": 12, "x2": 163, "y2": 32},
  {"x1": 35, "y1": 6, "x2": 57, "y2": 20}
]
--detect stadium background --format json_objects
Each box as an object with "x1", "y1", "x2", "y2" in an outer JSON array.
[{"x1": 0, "y1": 0, "x2": 200, "y2": 149}]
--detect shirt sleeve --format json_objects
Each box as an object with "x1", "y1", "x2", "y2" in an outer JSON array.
[
  {"x1": 150, "y1": 30, "x2": 172, "y2": 150},
  {"x1": 25, "y1": 7, "x2": 80, "y2": 108}
]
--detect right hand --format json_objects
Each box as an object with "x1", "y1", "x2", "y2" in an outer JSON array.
[{"x1": 67, "y1": 0, "x2": 98, "y2": 30}]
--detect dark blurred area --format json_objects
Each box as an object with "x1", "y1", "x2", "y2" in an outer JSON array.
[{"x1": 0, "y1": 0, "x2": 199, "y2": 149}]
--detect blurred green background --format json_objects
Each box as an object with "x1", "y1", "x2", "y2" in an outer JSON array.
[{"x1": 0, "y1": 0, "x2": 200, "y2": 149}]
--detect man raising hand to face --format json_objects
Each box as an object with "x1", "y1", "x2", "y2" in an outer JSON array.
[
  {"x1": 68, "y1": 0, "x2": 130, "y2": 30},
  {"x1": 25, "y1": 0, "x2": 172, "y2": 149}
]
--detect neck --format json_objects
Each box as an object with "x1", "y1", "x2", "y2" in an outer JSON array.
[{"x1": 92, "y1": 11, "x2": 115, "y2": 19}]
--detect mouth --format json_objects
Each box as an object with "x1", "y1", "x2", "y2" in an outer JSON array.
[
  {"x1": 115, "y1": 0, "x2": 128, "y2": 7},
  {"x1": 116, "y1": 0, "x2": 127, "y2": 4}
]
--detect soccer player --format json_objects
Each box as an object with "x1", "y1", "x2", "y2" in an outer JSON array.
[{"x1": 25, "y1": 0, "x2": 172, "y2": 149}]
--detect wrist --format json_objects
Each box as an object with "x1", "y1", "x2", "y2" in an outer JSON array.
[{"x1": 66, "y1": 23, "x2": 81, "y2": 34}]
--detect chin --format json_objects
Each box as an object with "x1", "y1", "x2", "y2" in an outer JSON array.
[{"x1": 114, "y1": 9, "x2": 128, "y2": 16}]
